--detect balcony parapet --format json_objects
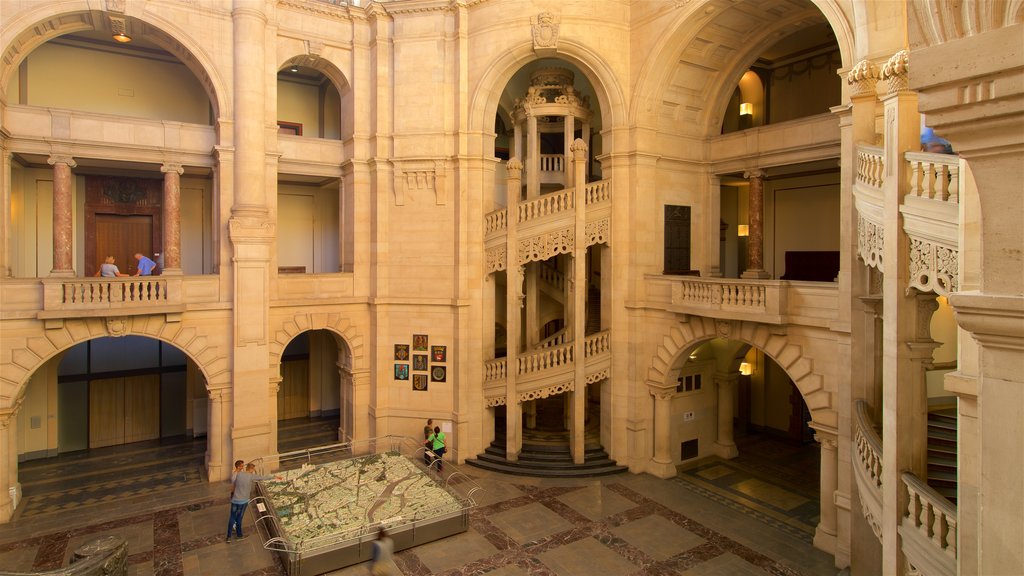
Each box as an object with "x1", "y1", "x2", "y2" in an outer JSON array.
[
  {"x1": 483, "y1": 330, "x2": 611, "y2": 406},
  {"x1": 900, "y1": 472, "x2": 957, "y2": 576},
  {"x1": 273, "y1": 273, "x2": 356, "y2": 304},
  {"x1": 853, "y1": 400, "x2": 883, "y2": 542}
]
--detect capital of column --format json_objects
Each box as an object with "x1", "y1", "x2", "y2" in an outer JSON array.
[
  {"x1": 880, "y1": 50, "x2": 910, "y2": 95},
  {"x1": 742, "y1": 169, "x2": 764, "y2": 181},
  {"x1": 846, "y1": 59, "x2": 880, "y2": 98},
  {"x1": 650, "y1": 387, "x2": 674, "y2": 402},
  {"x1": 161, "y1": 163, "x2": 184, "y2": 176},
  {"x1": 47, "y1": 155, "x2": 77, "y2": 168},
  {"x1": 570, "y1": 138, "x2": 588, "y2": 159},
  {"x1": 506, "y1": 157, "x2": 523, "y2": 177},
  {"x1": 814, "y1": 432, "x2": 838, "y2": 451}
]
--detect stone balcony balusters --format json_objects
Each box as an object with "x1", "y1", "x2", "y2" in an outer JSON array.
[
  {"x1": 853, "y1": 400, "x2": 884, "y2": 541},
  {"x1": 900, "y1": 472, "x2": 957, "y2": 576}
]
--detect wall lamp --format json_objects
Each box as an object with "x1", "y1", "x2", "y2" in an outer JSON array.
[
  {"x1": 739, "y1": 362, "x2": 753, "y2": 376},
  {"x1": 737, "y1": 224, "x2": 749, "y2": 237},
  {"x1": 739, "y1": 102, "x2": 753, "y2": 116}
]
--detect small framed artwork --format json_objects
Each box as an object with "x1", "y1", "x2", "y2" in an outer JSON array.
[
  {"x1": 413, "y1": 374, "x2": 428, "y2": 391},
  {"x1": 413, "y1": 334, "x2": 428, "y2": 351},
  {"x1": 394, "y1": 364, "x2": 409, "y2": 380},
  {"x1": 413, "y1": 354, "x2": 428, "y2": 371},
  {"x1": 431, "y1": 345, "x2": 446, "y2": 363},
  {"x1": 394, "y1": 344, "x2": 410, "y2": 361},
  {"x1": 431, "y1": 365, "x2": 446, "y2": 383}
]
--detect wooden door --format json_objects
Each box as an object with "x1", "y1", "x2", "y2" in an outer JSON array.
[
  {"x1": 278, "y1": 359, "x2": 310, "y2": 420},
  {"x1": 124, "y1": 375, "x2": 161, "y2": 443},
  {"x1": 94, "y1": 214, "x2": 153, "y2": 276},
  {"x1": 89, "y1": 378, "x2": 125, "y2": 448}
]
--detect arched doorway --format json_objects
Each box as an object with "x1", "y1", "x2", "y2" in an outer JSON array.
[
  {"x1": 14, "y1": 335, "x2": 208, "y2": 519},
  {"x1": 276, "y1": 330, "x2": 354, "y2": 453}
]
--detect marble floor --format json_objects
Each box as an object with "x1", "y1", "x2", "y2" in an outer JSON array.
[{"x1": 1, "y1": 428, "x2": 837, "y2": 576}]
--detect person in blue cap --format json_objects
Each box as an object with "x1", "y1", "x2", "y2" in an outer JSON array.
[{"x1": 921, "y1": 127, "x2": 954, "y2": 154}]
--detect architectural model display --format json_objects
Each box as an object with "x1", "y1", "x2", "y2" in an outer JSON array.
[{"x1": 262, "y1": 452, "x2": 464, "y2": 547}]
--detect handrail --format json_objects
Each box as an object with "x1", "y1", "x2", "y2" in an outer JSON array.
[
  {"x1": 905, "y1": 151, "x2": 959, "y2": 204},
  {"x1": 854, "y1": 400, "x2": 883, "y2": 490},
  {"x1": 856, "y1": 145, "x2": 885, "y2": 189},
  {"x1": 901, "y1": 471, "x2": 957, "y2": 575}
]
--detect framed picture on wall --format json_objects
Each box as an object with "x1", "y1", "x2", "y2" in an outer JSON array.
[
  {"x1": 431, "y1": 345, "x2": 446, "y2": 363},
  {"x1": 394, "y1": 344, "x2": 410, "y2": 361},
  {"x1": 394, "y1": 364, "x2": 409, "y2": 380},
  {"x1": 413, "y1": 374, "x2": 428, "y2": 391},
  {"x1": 431, "y1": 365, "x2": 446, "y2": 383},
  {"x1": 413, "y1": 334, "x2": 428, "y2": 351},
  {"x1": 413, "y1": 354, "x2": 428, "y2": 371}
]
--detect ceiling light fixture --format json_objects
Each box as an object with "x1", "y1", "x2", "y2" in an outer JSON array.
[
  {"x1": 110, "y1": 16, "x2": 132, "y2": 43},
  {"x1": 290, "y1": 65, "x2": 300, "y2": 73}
]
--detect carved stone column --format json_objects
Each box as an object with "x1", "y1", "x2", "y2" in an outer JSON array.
[
  {"x1": 0, "y1": 143, "x2": 12, "y2": 278},
  {"x1": 714, "y1": 372, "x2": 739, "y2": 458},
  {"x1": 160, "y1": 163, "x2": 184, "y2": 275},
  {"x1": 878, "y1": 50, "x2": 929, "y2": 576},
  {"x1": 526, "y1": 112, "x2": 539, "y2": 199},
  {"x1": 48, "y1": 155, "x2": 77, "y2": 277},
  {"x1": 207, "y1": 389, "x2": 226, "y2": 481},
  {"x1": 648, "y1": 389, "x2": 676, "y2": 478},
  {"x1": 0, "y1": 412, "x2": 10, "y2": 522},
  {"x1": 569, "y1": 139, "x2": 588, "y2": 464},
  {"x1": 741, "y1": 169, "x2": 769, "y2": 279},
  {"x1": 563, "y1": 114, "x2": 574, "y2": 187},
  {"x1": 505, "y1": 159, "x2": 523, "y2": 461},
  {"x1": 814, "y1": 431, "x2": 839, "y2": 551}
]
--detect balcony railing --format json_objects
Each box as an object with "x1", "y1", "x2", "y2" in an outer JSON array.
[
  {"x1": 853, "y1": 400, "x2": 884, "y2": 542},
  {"x1": 900, "y1": 472, "x2": 957, "y2": 576},
  {"x1": 483, "y1": 178, "x2": 612, "y2": 241},
  {"x1": 40, "y1": 276, "x2": 184, "y2": 318},
  {"x1": 483, "y1": 330, "x2": 612, "y2": 404}
]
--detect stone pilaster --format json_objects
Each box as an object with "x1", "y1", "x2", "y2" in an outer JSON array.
[
  {"x1": 741, "y1": 169, "x2": 769, "y2": 279},
  {"x1": 0, "y1": 412, "x2": 10, "y2": 522},
  {"x1": 504, "y1": 159, "x2": 523, "y2": 461},
  {"x1": 713, "y1": 372, "x2": 738, "y2": 458},
  {"x1": 648, "y1": 389, "x2": 676, "y2": 478},
  {"x1": 160, "y1": 163, "x2": 184, "y2": 275},
  {"x1": 47, "y1": 155, "x2": 76, "y2": 277},
  {"x1": 0, "y1": 138, "x2": 11, "y2": 278},
  {"x1": 207, "y1": 388, "x2": 227, "y2": 481},
  {"x1": 814, "y1": 431, "x2": 839, "y2": 552}
]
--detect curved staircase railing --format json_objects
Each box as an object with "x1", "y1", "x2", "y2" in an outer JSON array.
[
  {"x1": 853, "y1": 400, "x2": 884, "y2": 540},
  {"x1": 900, "y1": 472, "x2": 957, "y2": 576}
]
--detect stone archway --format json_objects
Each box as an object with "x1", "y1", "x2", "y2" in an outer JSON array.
[{"x1": 646, "y1": 317, "x2": 832, "y2": 425}]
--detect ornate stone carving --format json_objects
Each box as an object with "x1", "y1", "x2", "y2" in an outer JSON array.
[
  {"x1": 485, "y1": 395, "x2": 506, "y2": 408},
  {"x1": 486, "y1": 246, "x2": 506, "y2": 273},
  {"x1": 881, "y1": 50, "x2": 910, "y2": 94},
  {"x1": 519, "y1": 380, "x2": 573, "y2": 403},
  {"x1": 861, "y1": 500, "x2": 882, "y2": 539},
  {"x1": 516, "y1": 265, "x2": 526, "y2": 308},
  {"x1": 506, "y1": 157, "x2": 523, "y2": 176},
  {"x1": 857, "y1": 214, "x2": 884, "y2": 271},
  {"x1": 715, "y1": 319, "x2": 733, "y2": 339},
  {"x1": 908, "y1": 237, "x2": 958, "y2": 296},
  {"x1": 585, "y1": 369, "x2": 609, "y2": 385},
  {"x1": 105, "y1": 317, "x2": 128, "y2": 337},
  {"x1": 585, "y1": 218, "x2": 610, "y2": 246},
  {"x1": 847, "y1": 59, "x2": 880, "y2": 97},
  {"x1": 531, "y1": 12, "x2": 559, "y2": 51},
  {"x1": 105, "y1": 0, "x2": 126, "y2": 12},
  {"x1": 518, "y1": 228, "x2": 574, "y2": 264}
]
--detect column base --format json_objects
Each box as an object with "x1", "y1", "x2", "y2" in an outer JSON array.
[
  {"x1": 48, "y1": 269, "x2": 76, "y2": 278},
  {"x1": 741, "y1": 269, "x2": 771, "y2": 279},
  {"x1": 714, "y1": 441, "x2": 738, "y2": 459},
  {"x1": 9, "y1": 483, "x2": 21, "y2": 510},
  {"x1": 814, "y1": 525, "x2": 838, "y2": 554},
  {"x1": 648, "y1": 458, "x2": 677, "y2": 479}
]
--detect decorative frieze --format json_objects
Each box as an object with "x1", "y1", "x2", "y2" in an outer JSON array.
[
  {"x1": 585, "y1": 218, "x2": 610, "y2": 246},
  {"x1": 519, "y1": 380, "x2": 573, "y2": 403},
  {"x1": 518, "y1": 228, "x2": 574, "y2": 265},
  {"x1": 908, "y1": 237, "x2": 958, "y2": 296},
  {"x1": 485, "y1": 246, "x2": 506, "y2": 273},
  {"x1": 858, "y1": 214, "x2": 884, "y2": 270}
]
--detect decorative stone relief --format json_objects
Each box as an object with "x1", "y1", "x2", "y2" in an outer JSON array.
[
  {"x1": 518, "y1": 228, "x2": 574, "y2": 265},
  {"x1": 585, "y1": 369, "x2": 608, "y2": 385},
  {"x1": 519, "y1": 380, "x2": 573, "y2": 403},
  {"x1": 485, "y1": 395, "x2": 506, "y2": 408},
  {"x1": 862, "y1": 501, "x2": 882, "y2": 539},
  {"x1": 105, "y1": 317, "x2": 128, "y2": 337},
  {"x1": 908, "y1": 237, "x2": 958, "y2": 296},
  {"x1": 847, "y1": 59, "x2": 879, "y2": 97},
  {"x1": 916, "y1": 294, "x2": 941, "y2": 341},
  {"x1": 715, "y1": 319, "x2": 733, "y2": 339},
  {"x1": 585, "y1": 218, "x2": 610, "y2": 246},
  {"x1": 394, "y1": 162, "x2": 445, "y2": 206},
  {"x1": 531, "y1": 12, "x2": 559, "y2": 51},
  {"x1": 485, "y1": 246, "x2": 506, "y2": 274},
  {"x1": 105, "y1": 0, "x2": 126, "y2": 13},
  {"x1": 516, "y1": 265, "x2": 526, "y2": 308},
  {"x1": 881, "y1": 50, "x2": 909, "y2": 94},
  {"x1": 857, "y1": 214, "x2": 884, "y2": 270}
]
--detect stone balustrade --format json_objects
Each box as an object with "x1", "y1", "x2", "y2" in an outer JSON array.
[
  {"x1": 584, "y1": 180, "x2": 611, "y2": 205},
  {"x1": 518, "y1": 190, "x2": 574, "y2": 223},
  {"x1": 483, "y1": 330, "x2": 612, "y2": 404},
  {"x1": 539, "y1": 153, "x2": 565, "y2": 176},
  {"x1": 40, "y1": 277, "x2": 182, "y2": 319},
  {"x1": 517, "y1": 341, "x2": 573, "y2": 376},
  {"x1": 900, "y1": 472, "x2": 957, "y2": 576},
  {"x1": 535, "y1": 328, "x2": 567, "y2": 349},
  {"x1": 484, "y1": 358, "x2": 506, "y2": 382},
  {"x1": 856, "y1": 145, "x2": 885, "y2": 189},
  {"x1": 853, "y1": 400, "x2": 883, "y2": 542},
  {"x1": 483, "y1": 178, "x2": 612, "y2": 242},
  {"x1": 538, "y1": 264, "x2": 565, "y2": 292},
  {"x1": 906, "y1": 151, "x2": 959, "y2": 204},
  {"x1": 485, "y1": 209, "x2": 507, "y2": 236},
  {"x1": 644, "y1": 275, "x2": 839, "y2": 326}
]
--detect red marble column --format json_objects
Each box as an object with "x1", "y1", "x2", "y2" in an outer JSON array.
[
  {"x1": 161, "y1": 163, "x2": 184, "y2": 274},
  {"x1": 742, "y1": 169, "x2": 770, "y2": 279},
  {"x1": 47, "y1": 155, "x2": 76, "y2": 277}
]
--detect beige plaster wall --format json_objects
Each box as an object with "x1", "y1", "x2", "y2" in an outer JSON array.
[{"x1": 766, "y1": 172, "x2": 841, "y2": 278}]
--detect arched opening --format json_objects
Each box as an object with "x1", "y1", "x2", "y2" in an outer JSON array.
[
  {"x1": 669, "y1": 340, "x2": 822, "y2": 539},
  {"x1": 14, "y1": 335, "x2": 208, "y2": 518},
  {"x1": 276, "y1": 65, "x2": 342, "y2": 140},
  {"x1": 276, "y1": 330, "x2": 354, "y2": 453},
  {"x1": 3, "y1": 17, "x2": 220, "y2": 279}
]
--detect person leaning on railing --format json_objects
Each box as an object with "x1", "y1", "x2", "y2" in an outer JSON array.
[{"x1": 94, "y1": 256, "x2": 128, "y2": 277}]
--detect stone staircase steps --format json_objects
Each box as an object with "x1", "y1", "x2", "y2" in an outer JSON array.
[
  {"x1": 927, "y1": 409, "x2": 958, "y2": 505},
  {"x1": 467, "y1": 439, "x2": 627, "y2": 478}
]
